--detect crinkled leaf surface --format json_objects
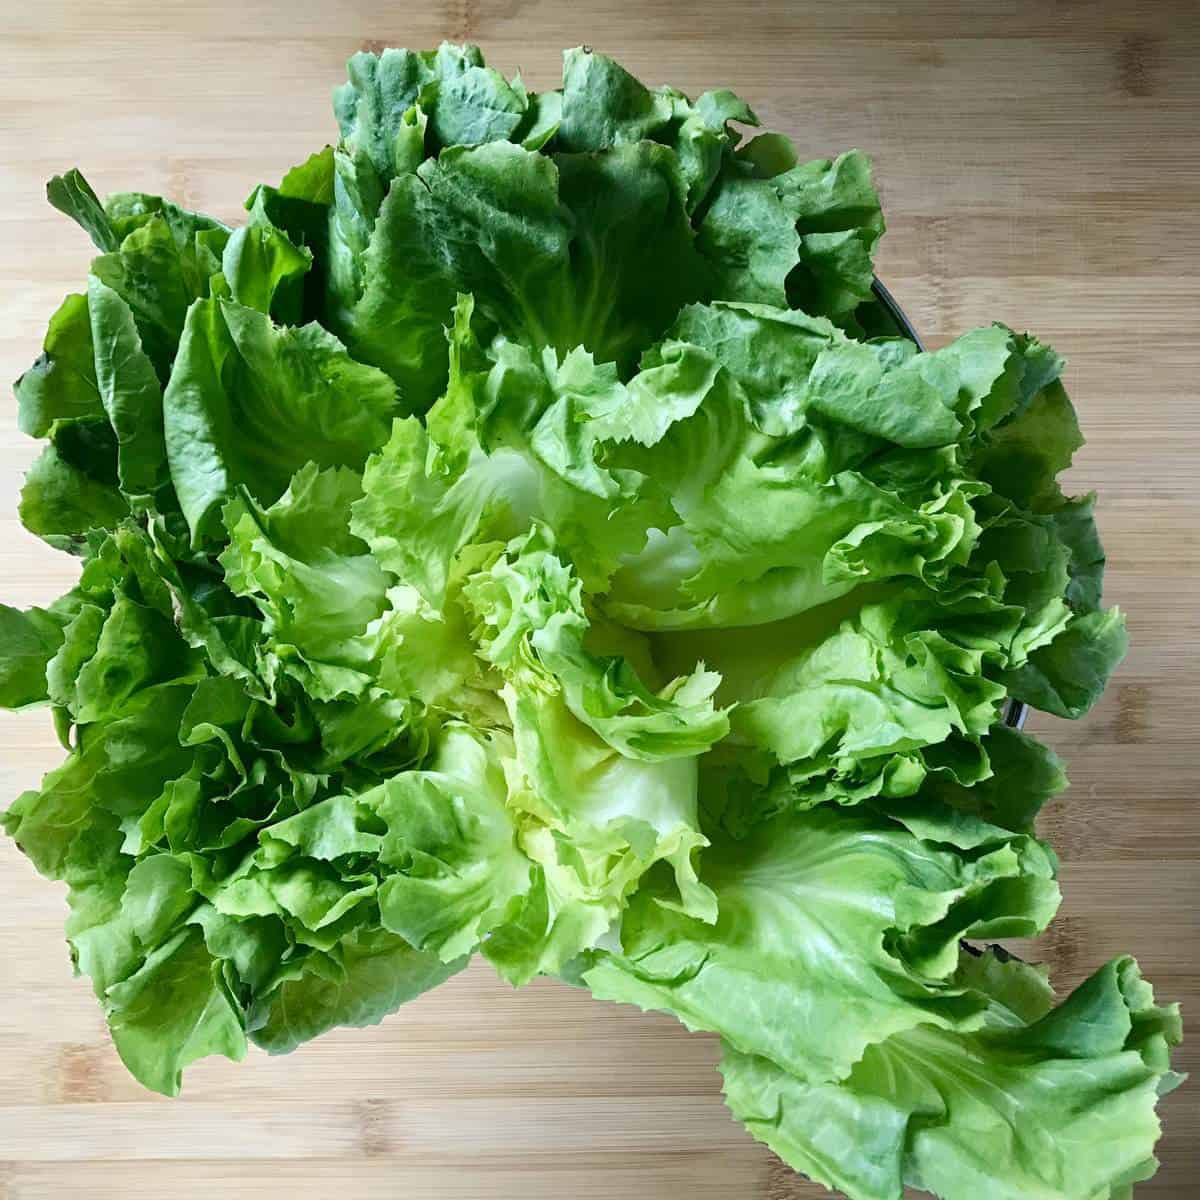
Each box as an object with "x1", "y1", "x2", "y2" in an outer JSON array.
[{"x1": 0, "y1": 41, "x2": 1175, "y2": 1200}]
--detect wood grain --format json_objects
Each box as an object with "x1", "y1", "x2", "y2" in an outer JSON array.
[{"x1": 1, "y1": 2, "x2": 1196, "y2": 1196}]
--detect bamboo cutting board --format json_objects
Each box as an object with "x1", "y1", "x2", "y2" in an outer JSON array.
[{"x1": 1, "y1": 2, "x2": 1196, "y2": 1196}]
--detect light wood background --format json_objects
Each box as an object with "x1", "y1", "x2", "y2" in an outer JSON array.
[{"x1": 1, "y1": 2, "x2": 1197, "y2": 1196}]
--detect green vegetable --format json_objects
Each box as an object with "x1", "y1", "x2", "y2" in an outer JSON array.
[{"x1": 2, "y1": 44, "x2": 1178, "y2": 1199}]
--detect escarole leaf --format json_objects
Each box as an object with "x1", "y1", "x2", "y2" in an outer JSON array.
[
  {"x1": 337, "y1": 138, "x2": 709, "y2": 409},
  {"x1": 248, "y1": 927, "x2": 465, "y2": 1055},
  {"x1": 462, "y1": 524, "x2": 729, "y2": 761},
  {"x1": 86, "y1": 275, "x2": 171, "y2": 504},
  {"x1": 221, "y1": 187, "x2": 313, "y2": 324},
  {"x1": 106, "y1": 928, "x2": 248, "y2": 1097},
  {"x1": 15, "y1": 291, "x2": 102, "y2": 438},
  {"x1": 485, "y1": 679, "x2": 716, "y2": 984},
  {"x1": 584, "y1": 800, "x2": 1059, "y2": 1084},
  {"x1": 721, "y1": 953, "x2": 1182, "y2": 1200},
  {"x1": 0, "y1": 599, "x2": 79, "y2": 709},
  {"x1": 163, "y1": 297, "x2": 397, "y2": 541},
  {"x1": 219, "y1": 462, "x2": 391, "y2": 700}
]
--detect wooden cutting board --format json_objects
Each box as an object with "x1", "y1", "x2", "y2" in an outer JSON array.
[{"x1": 1, "y1": 2, "x2": 1196, "y2": 1196}]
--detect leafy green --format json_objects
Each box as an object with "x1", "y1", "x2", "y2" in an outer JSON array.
[
  {"x1": 220, "y1": 463, "x2": 390, "y2": 700},
  {"x1": 721, "y1": 952, "x2": 1182, "y2": 1200},
  {"x1": 0, "y1": 41, "x2": 1175, "y2": 1200},
  {"x1": 248, "y1": 927, "x2": 465, "y2": 1055},
  {"x1": 584, "y1": 801, "x2": 1060, "y2": 1083},
  {"x1": 0, "y1": 599, "x2": 78, "y2": 708},
  {"x1": 163, "y1": 297, "x2": 397, "y2": 541}
]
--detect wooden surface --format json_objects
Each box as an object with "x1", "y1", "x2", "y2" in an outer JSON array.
[{"x1": 1, "y1": 2, "x2": 1197, "y2": 1196}]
